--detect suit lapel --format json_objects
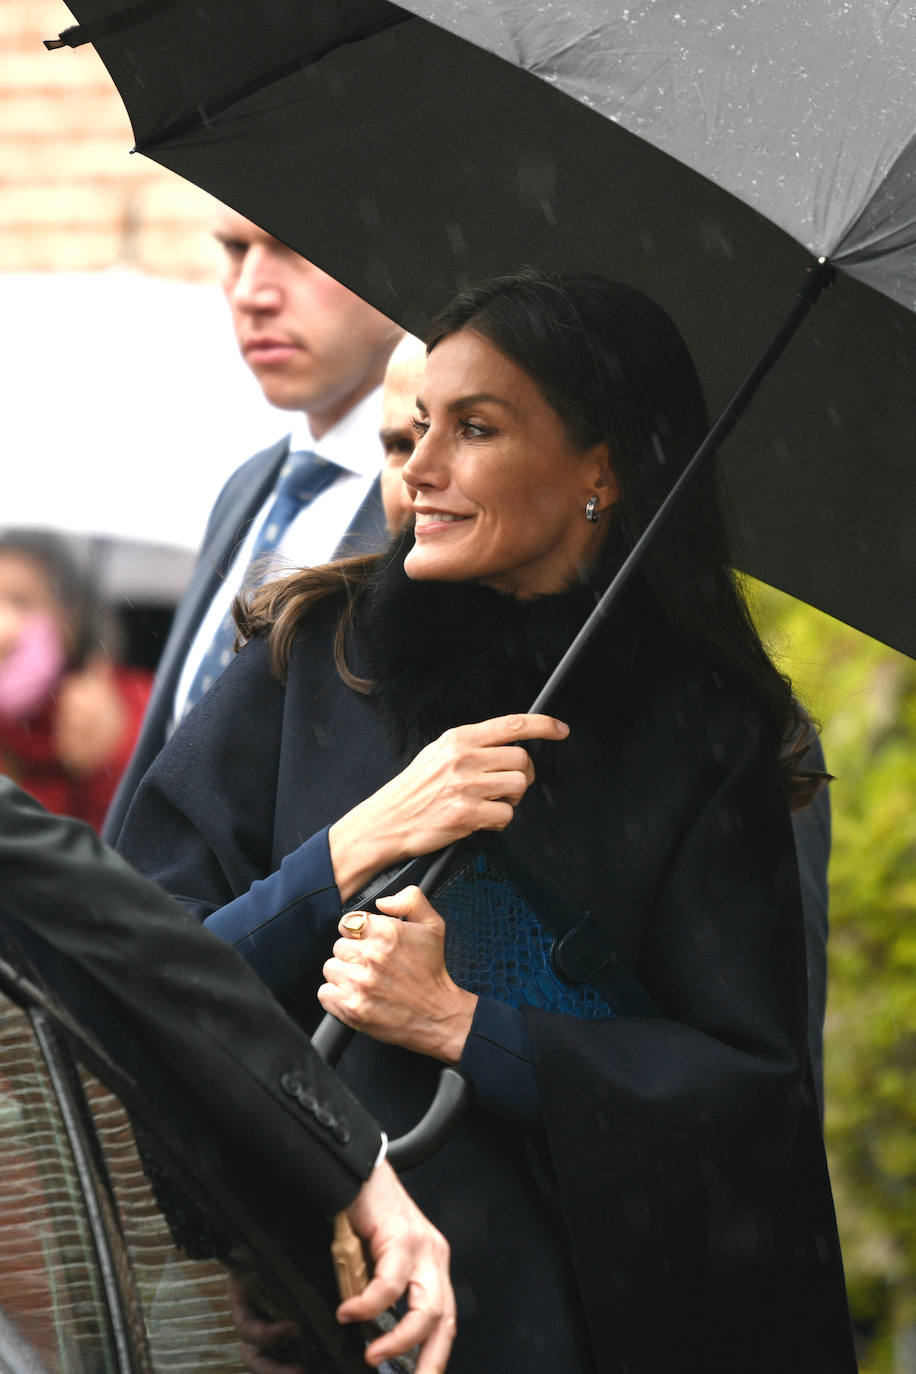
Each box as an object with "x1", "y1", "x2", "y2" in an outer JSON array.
[
  {"x1": 333, "y1": 474, "x2": 389, "y2": 559},
  {"x1": 153, "y1": 439, "x2": 290, "y2": 708}
]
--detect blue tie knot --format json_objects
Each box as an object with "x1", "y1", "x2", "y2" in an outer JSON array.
[
  {"x1": 251, "y1": 450, "x2": 342, "y2": 558},
  {"x1": 277, "y1": 450, "x2": 333, "y2": 504},
  {"x1": 182, "y1": 446, "x2": 342, "y2": 713}
]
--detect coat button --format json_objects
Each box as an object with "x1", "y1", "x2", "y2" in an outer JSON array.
[
  {"x1": 280, "y1": 1072, "x2": 318, "y2": 1114},
  {"x1": 333, "y1": 1118, "x2": 351, "y2": 1145},
  {"x1": 280, "y1": 1071, "x2": 305, "y2": 1098}
]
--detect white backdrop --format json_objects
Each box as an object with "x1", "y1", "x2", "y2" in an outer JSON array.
[{"x1": 1, "y1": 271, "x2": 291, "y2": 599}]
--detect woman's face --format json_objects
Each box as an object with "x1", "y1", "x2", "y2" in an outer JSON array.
[
  {"x1": 0, "y1": 552, "x2": 66, "y2": 664},
  {"x1": 402, "y1": 330, "x2": 615, "y2": 598}
]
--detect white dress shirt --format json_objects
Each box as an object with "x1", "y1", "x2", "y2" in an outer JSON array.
[{"x1": 172, "y1": 387, "x2": 383, "y2": 727}]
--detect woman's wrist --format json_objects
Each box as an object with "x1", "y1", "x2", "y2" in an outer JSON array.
[
  {"x1": 432, "y1": 988, "x2": 478, "y2": 1064},
  {"x1": 328, "y1": 803, "x2": 402, "y2": 902}
]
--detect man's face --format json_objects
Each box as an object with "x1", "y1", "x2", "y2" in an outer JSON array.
[
  {"x1": 214, "y1": 209, "x2": 402, "y2": 437},
  {"x1": 379, "y1": 339, "x2": 427, "y2": 531}
]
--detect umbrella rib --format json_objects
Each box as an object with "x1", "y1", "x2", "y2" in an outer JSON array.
[
  {"x1": 44, "y1": 0, "x2": 182, "y2": 50},
  {"x1": 132, "y1": 12, "x2": 414, "y2": 149}
]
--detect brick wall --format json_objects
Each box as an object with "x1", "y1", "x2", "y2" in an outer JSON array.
[{"x1": 1, "y1": 0, "x2": 217, "y2": 278}]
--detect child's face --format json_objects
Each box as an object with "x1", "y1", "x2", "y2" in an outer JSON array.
[{"x1": 0, "y1": 552, "x2": 65, "y2": 665}]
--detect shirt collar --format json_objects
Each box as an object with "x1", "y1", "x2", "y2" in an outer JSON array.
[{"x1": 286, "y1": 385, "x2": 383, "y2": 479}]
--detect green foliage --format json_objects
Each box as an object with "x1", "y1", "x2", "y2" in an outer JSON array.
[{"x1": 748, "y1": 581, "x2": 916, "y2": 1371}]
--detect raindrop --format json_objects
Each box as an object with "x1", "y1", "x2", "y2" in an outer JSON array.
[
  {"x1": 358, "y1": 195, "x2": 383, "y2": 234},
  {"x1": 446, "y1": 223, "x2": 468, "y2": 261},
  {"x1": 651, "y1": 433, "x2": 668, "y2": 467},
  {"x1": 518, "y1": 150, "x2": 557, "y2": 224}
]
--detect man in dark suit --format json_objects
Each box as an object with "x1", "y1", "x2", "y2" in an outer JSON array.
[
  {"x1": 104, "y1": 208, "x2": 402, "y2": 842},
  {"x1": 0, "y1": 776, "x2": 454, "y2": 1374}
]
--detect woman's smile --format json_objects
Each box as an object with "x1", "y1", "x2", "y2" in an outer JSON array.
[{"x1": 413, "y1": 509, "x2": 473, "y2": 533}]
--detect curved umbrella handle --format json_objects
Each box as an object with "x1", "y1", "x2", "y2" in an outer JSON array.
[
  {"x1": 311, "y1": 1007, "x2": 357, "y2": 1066},
  {"x1": 387, "y1": 1067, "x2": 471, "y2": 1171},
  {"x1": 312, "y1": 843, "x2": 471, "y2": 1169},
  {"x1": 312, "y1": 1015, "x2": 470, "y2": 1170}
]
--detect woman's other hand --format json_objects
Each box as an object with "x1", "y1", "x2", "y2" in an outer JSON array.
[
  {"x1": 328, "y1": 712, "x2": 569, "y2": 901},
  {"x1": 318, "y1": 887, "x2": 477, "y2": 1064}
]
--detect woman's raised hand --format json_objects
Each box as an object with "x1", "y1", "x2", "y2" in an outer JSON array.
[
  {"x1": 328, "y1": 713, "x2": 569, "y2": 902},
  {"x1": 318, "y1": 887, "x2": 477, "y2": 1063}
]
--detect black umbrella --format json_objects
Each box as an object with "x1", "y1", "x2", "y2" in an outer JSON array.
[{"x1": 46, "y1": 0, "x2": 916, "y2": 656}]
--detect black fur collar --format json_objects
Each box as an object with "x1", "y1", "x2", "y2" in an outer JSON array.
[{"x1": 358, "y1": 529, "x2": 664, "y2": 781}]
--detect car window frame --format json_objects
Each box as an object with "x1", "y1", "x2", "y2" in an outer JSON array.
[{"x1": 0, "y1": 942, "x2": 369, "y2": 1374}]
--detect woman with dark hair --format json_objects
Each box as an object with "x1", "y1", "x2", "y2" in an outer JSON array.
[
  {"x1": 0, "y1": 529, "x2": 151, "y2": 831},
  {"x1": 118, "y1": 271, "x2": 854, "y2": 1374}
]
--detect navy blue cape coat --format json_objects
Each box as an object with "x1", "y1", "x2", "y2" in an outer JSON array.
[{"x1": 118, "y1": 594, "x2": 855, "y2": 1374}]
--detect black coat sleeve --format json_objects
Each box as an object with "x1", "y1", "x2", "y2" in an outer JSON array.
[{"x1": 0, "y1": 776, "x2": 380, "y2": 1219}]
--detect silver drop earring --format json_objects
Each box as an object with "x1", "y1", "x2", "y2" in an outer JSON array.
[{"x1": 585, "y1": 495, "x2": 601, "y2": 523}]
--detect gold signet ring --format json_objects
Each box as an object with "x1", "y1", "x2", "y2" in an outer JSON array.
[{"x1": 341, "y1": 912, "x2": 369, "y2": 940}]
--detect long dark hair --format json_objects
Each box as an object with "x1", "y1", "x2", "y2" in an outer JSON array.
[{"x1": 239, "y1": 269, "x2": 823, "y2": 808}]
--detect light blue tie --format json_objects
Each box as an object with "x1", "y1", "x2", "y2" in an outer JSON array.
[{"x1": 183, "y1": 450, "x2": 340, "y2": 712}]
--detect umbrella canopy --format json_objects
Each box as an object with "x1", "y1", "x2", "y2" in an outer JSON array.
[{"x1": 46, "y1": 0, "x2": 916, "y2": 655}]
